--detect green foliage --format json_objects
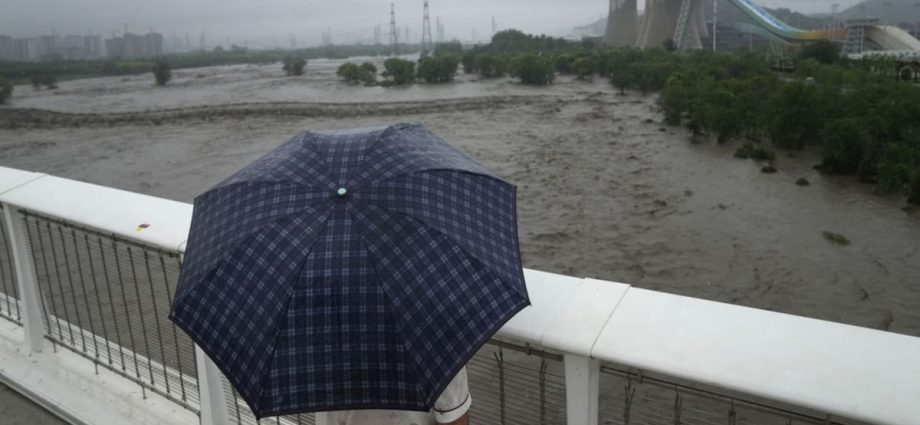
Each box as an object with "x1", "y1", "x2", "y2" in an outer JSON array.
[
  {"x1": 359, "y1": 62, "x2": 377, "y2": 84},
  {"x1": 282, "y1": 55, "x2": 306, "y2": 76},
  {"x1": 338, "y1": 62, "x2": 378, "y2": 85},
  {"x1": 383, "y1": 58, "x2": 415, "y2": 85},
  {"x1": 798, "y1": 40, "x2": 841, "y2": 65},
  {"x1": 573, "y1": 57, "x2": 593, "y2": 80},
  {"x1": 461, "y1": 52, "x2": 478, "y2": 74},
  {"x1": 475, "y1": 54, "x2": 507, "y2": 78},
  {"x1": 152, "y1": 59, "x2": 171, "y2": 86},
  {"x1": 417, "y1": 54, "x2": 460, "y2": 83},
  {"x1": 0, "y1": 77, "x2": 12, "y2": 104},
  {"x1": 509, "y1": 53, "x2": 554, "y2": 86},
  {"x1": 819, "y1": 118, "x2": 869, "y2": 174},
  {"x1": 734, "y1": 143, "x2": 776, "y2": 161},
  {"x1": 765, "y1": 82, "x2": 823, "y2": 149}
]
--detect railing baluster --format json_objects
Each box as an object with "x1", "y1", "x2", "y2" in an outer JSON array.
[
  {"x1": 31, "y1": 217, "x2": 62, "y2": 348},
  {"x1": 47, "y1": 221, "x2": 77, "y2": 345},
  {"x1": 126, "y1": 246, "x2": 155, "y2": 386},
  {"x1": 112, "y1": 237, "x2": 142, "y2": 381},
  {"x1": 161, "y1": 254, "x2": 188, "y2": 403},
  {"x1": 2, "y1": 206, "x2": 46, "y2": 352},
  {"x1": 70, "y1": 228, "x2": 100, "y2": 367},
  {"x1": 0, "y1": 212, "x2": 18, "y2": 321},
  {"x1": 98, "y1": 235, "x2": 127, "y2": 370},
  {"x1": 144, "y1": 250, "x2": 171, "y2": 394},
  {"x1": 58, "y1": 225, "x2": 88, "y2": 353},
  {"x1": 84, "y1": 233, "x2": 114, "y2": 366}
]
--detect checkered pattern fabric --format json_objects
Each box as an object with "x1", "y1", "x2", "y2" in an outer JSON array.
[{"x1": 170, "y1": 123, "x2": 529, "y2": 418}]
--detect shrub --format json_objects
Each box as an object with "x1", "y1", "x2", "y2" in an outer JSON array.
[
  {"x1": 573, "y1": 57, "x2": 593, "y2": 80},
  {"x1": 152, "y1": 59, "x2": 171, "y2": 86},
  {"x1": 337, "y1": 63, "x2": 360, "y2": 82},
  {"x1": 433, "y1": 41, "x2": 463, "y2": 57},
  {"x1": 461, "y1": 52, "x2": 478, "y2": 74},
  {"x1": 383, "y1": 58, "x2": 415, "y2": 85},
  {"x1": 0, "y1": 77, "x2": 12, "y2": 104},
  {"x1": 765, "y1": 82, "x2": 823, "y2": 149},
  {"x1": 475, "y1": 54, "x2": 506, "y2": 78},
  {"x1": 819, "y1": 118, "x2": 868, "y2": 174},
  {"x1": 282, "y1": 55, "x2": 306, "y2": 76},
  {"x1": 734, "y1": 143, "x2": 776, "y2": 161},
  {"x1": 417, "y1": 54, "x2": 460, "y2": 83},
  {"x1": 31, "y1": 76, "x2": 41, "y2": 90},
  {"x1": 509, "y1": 53, "x2": 554, "y2": 86},
  {"x1": 799, "y1": 40, "x2": 841, "y2": 65},
  {"x1": 359, "y1": 62, "x2": 377, "y2": 84}
]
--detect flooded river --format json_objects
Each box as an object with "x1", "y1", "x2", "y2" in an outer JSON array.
[{"x1": 1, "y1": 58, "x2": 918, "y2": 340}]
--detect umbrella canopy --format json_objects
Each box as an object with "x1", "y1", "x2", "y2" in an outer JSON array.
[{"x1": 170, "y1": 123, "x2": 529, "y2": 418}]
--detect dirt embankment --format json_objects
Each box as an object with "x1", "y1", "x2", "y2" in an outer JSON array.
[{"x1": 0, "y1": 95, "x2": 550, "y2": 129}]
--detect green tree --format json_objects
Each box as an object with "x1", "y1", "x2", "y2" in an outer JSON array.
[
  {"x1": 359, "y1": 62, "x2": 377, "y2": 85},
  {"x1": 0, "y1": 77, "x2": 12, "y2": 104},
  {"x1": 152, "y1": 59, "x2": 172, "y2": 86},
  {"x1": 509, "y1": 53, "x2": 555, "y2": 85},
  {"x1": 573, "y1": 57, "x2": 593, "y2": 80},
  {"x1": 282, "y1": 55, "x2": 306, "y2": 76},
  {"x1": 461, "y1": 52, "x2": 478, "y2": 74},
  {"x1": 799, "y1": 40, "x2": 841, "y2": 65},
  {"x1": 819, "y1": 118, "x2": 869, "y2": 174},
  {"x1": 475, "y1": 54, "x2": 507, "y2": 78},
  {"x1": 383, "y1": 58, "x2": 416, "y2": 85},
  {"x1": 337, "y1": 63, "x2": 360, "y2": 82},
  {"x1": 417, "y1": 54, "x2": 460, "y2": 83},
  {"x1": 765, "y1": 81, "x2": 823, "y2": 149}
]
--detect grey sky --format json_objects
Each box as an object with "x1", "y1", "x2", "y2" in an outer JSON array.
[{"x1": 1, "y1": 0, "x2": 855, "y2": 46}]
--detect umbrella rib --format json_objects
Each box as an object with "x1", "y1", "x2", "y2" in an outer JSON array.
[
  {"x1": 351, "y1": 168, "x2": 510, "y2": 193},
  {"x1": 348, "y1": 198, "x2": 524, "y2": 298},
  {"x1": 347, "y1": 202, "x2": 530, "y2": 409}
]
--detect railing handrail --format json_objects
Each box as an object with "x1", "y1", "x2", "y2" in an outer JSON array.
[{"x1": 2, "y1": 165, "x2": 919, "y2": 425}]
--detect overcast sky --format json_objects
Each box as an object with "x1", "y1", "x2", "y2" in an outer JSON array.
[{"x1": 1, "y1": 0, "x2": 858, "y2": 46}]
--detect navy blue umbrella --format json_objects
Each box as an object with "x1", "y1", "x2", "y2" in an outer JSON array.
[{"x1": 170, "y1": 123, "x2": 529, "y2": 418}]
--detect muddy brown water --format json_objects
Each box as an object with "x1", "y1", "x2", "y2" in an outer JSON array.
[{"x1": 0, "y1": 60, "x2": 918, "y2": 424}]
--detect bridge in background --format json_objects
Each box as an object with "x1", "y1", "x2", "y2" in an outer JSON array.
[{"x1": 604, "y1": 0, "x2": 920, "y2": 52}]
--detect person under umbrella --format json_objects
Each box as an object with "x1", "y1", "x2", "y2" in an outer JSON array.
[{"x1": 170, "y1": 123, "x2": 530, "y2": 424}]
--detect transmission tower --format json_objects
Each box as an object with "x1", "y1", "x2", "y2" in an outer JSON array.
[
  {"x1": 436, "y1": 17, "x2": 444, "y2": 43},
  {"x1": 492, "y1": 16, "x2": 497, "y2": 37},
  {"x1": 422, "y1": 0, "x2": 433, "y2": 54},
  {"x1": 389, "y1": 3, "x2": 399, "y2": 55}
]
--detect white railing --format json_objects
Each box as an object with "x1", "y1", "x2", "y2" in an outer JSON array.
[{"x1": 0, "y1": 165, "x2": 919, "y2": 425}]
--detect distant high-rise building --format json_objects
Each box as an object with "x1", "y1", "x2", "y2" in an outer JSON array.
[
  {"x1": 84, "y1": 35, "x2": 103, "y2": 59},
  {"x1": 144, "y1": 32, "x2": 163, "y2": 56},
  {"x1": 0, "y1": 36, "x2": 12, "y2": 61}
]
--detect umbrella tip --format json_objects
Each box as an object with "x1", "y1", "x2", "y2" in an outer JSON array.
[{"x1": 336, "y1": 187, "x2": 348, "y2": 198}]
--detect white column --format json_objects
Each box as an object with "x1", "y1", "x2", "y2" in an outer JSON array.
[
  {"x1": 2, "y1": 204, "x2": 46, "y2": 352},
  {"x1": 564, "y1": 353, "x2": 599, "y2": 425},
  {"x1": 196, "y1": 345, "x2": 231, "y2": 425}
]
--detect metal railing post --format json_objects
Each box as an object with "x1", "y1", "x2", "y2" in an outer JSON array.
[
  {"x1": 564, "y1": 353, "x2": 599, "y2": 425},
  {"x1": 2, "y1": 205, "x2": 46, "y2": 352},
  {"x1": 196, "y1": 344, "x2": 230, "y2": 425}
]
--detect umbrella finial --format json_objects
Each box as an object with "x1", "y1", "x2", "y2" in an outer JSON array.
[{"x1": 336, "y1": 187, "x2": 348, "y2": 198}]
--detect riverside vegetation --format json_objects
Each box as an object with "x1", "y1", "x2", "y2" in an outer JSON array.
[{"x1": 5, "y1": 30, "x2": 918, "y2": 204}]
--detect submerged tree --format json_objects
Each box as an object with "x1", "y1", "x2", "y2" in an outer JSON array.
[
  {"x1": 0, "y1": 77, "x2": 12, "y2": 104},
  {"x1": 152, "y1": 59, "x2": 172, "y2": 86},
  {"x1": 282, "y1": 55, "x2": 306, "y2": 76}
]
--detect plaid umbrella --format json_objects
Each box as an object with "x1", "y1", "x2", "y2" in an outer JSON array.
[{"x1": 170, "y1": 123, "x2": 530, "y2": 418}]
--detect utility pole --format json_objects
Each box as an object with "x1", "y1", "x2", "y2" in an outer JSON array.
[
  {"x1": 422, "y1": 0, "x2": 433, "y2": 54},
  {"x1": 389, "y1": 3, "x2": 399, "y2": 55},
  {"x1": 492, "y1": 16, "x2": 497, "y2": 37},
  {"x1": 374, "y1": 25, "x2": 382, "y2": 45}
]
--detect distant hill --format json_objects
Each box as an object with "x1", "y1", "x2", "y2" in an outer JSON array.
[{"x1": 837, "y1": 0, "x2": 920, "y2": 27}]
